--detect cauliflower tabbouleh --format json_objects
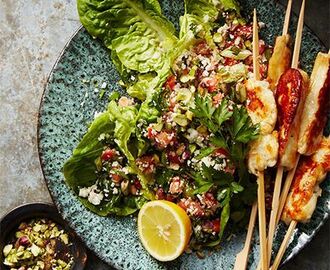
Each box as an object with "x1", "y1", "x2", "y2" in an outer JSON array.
[{"x1": 72, "y1": 9, "x2": 272, "y2": 249}]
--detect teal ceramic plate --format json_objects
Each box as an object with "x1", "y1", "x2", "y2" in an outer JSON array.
[{"x1": 38, "y1": 0, "x2": 329, "y2": 269}]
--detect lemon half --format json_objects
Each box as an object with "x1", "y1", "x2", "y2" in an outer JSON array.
[{"x1": 137, "y1": 200, "x2": 192, "y2": 261}]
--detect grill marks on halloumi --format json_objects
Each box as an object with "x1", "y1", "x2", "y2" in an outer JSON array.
[
  {"x1": 298, "y1": 52, "x2": 330, "y2": 156},
  {"x1": 282, "y1": 137, "x2": 330, "y2": 224}
]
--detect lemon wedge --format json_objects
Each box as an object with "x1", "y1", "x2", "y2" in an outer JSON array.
[{"x1": 137, "y1": 200, "x2": 192, "y2": 261}]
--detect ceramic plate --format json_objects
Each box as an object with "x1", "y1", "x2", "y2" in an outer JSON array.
[{"x1": 38, "y1": 0, "x2": 329, "y2": 269}]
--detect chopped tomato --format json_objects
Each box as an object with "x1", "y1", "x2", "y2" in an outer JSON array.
[
  {"x1": 165, "y1": 194, "x2": 176, "y2": 202},
  {"x1": 111, "y1": 173, "x2": 122, "y2": 183},
  {"x1": 214, "y1": 148, "x2": 228, "y2": 158},
  {"x1": 203, "y1": 192, "x2": 218, "y2": 209},
  {"x1": 194, "y1": 41, "x2": 212, "y2": 56},
  {"x1": 169, "y1": 176, "x2": 184, "y2": 194},
  {"x1": 201, "y1": 77, "x2": 218, "y2": 92},
  {"x1": 101, "y1": 149, "x2": 116, "y2": 161},
  {"x1": 154, "y1": 131, "x2": 176, "y2": 149},
  {"x1": 167, "y1": 150, "x2": 181, "y2": 164},
  {"x1": 164, "y1": 75, "x2": 176, "y2": 90},
  {"x1": 147, "y1": 126, "x2": 156, "y2": 139},
  {"x1": 134, "y1": 179, "x2": 142, "y2": 189},
  {"x1": 211, "y1": 219, "x2": 220, "y2": 233},
  {"x1": 178, "y1": 198, "x2": 205, "y2": 217},
  {"x1": 136, "y1": 155, "x2": 159, "y2": 174},
  {"x1": 235, "y1": 25, "x2": 252, "y2": 39},
  {"x1": 213, "y1": 93, "x2": 224, "y2": 107},
  {"x1": 156, "y1": 188, "x2": 166, "y2": 200},
  {"x1": 224, "y1": 57, "x2": 238, "y2": 66},
  {"x1": 182, "y1": 68, "x2": 189, "y2": 75}
]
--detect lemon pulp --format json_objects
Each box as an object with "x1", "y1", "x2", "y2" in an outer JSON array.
[{"x1": 137, "y1": 200, "x2": 192, "y2": 261}]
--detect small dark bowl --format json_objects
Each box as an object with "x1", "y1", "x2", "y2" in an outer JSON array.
[{"x1": 0, "y1": 202, "x2": 87, "y2": 270}]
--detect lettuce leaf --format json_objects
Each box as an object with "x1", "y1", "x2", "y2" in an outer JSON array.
[
  {"x1": 77, "y1": 0, "x2": 177, "y2": 74},
  {"x1": 64, "y1": 112, "x2": 114, "y2": 187},
  {"x1": 180, "y1": 0, "x2": 242, "y2": 41},
  {"x1": 184, "y1": 0, "x2": 219, "y2": 22},
  {"x1": 79, "y1": 195, "x2": 148, "y2": 216},
  {"x1": 219, "y1": 0, "x2": 241, "y2": 13},
  {"x1": 108, "y1": 100, "x2": 138, "y2": 161},
  {"x1": 63, "y1": 111, "x2": 150, "y2": 216}
]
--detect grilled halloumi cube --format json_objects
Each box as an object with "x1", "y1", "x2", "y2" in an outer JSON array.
[
  {"x1": 276, "y1": 68, "x2": 309, "y2": 170},
  {"x1": 282, "y1": 137, "x2": 330, "y2": 225},
  {"x1": 298, "y1": 52, "x2": 330, "y2": 155},
  {"x1": 248, "y1": 131, "x2": 279, "y2": 176},
  {"x1": 267, "y1": 35, "x2": 291, "y2": 91},
  {"x1": 246, "y1": 78, "x2": 277, "y2": 135}
]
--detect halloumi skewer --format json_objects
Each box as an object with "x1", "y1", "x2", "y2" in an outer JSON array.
[
  {"x1": 271, "y1": 137, "x2": 330, "y2": 270},
  {"x1": 266, "y1": 0, "x2": 307, "y2": 267},
  {"x1": 267, "y1": 0, "x2": 292, "y2": 91},
  {"x1": 277, "y1": 51, "x2": 330, "y2": 223},
  {"x1": 245, "y1": 10, "x2": 279, "y2": 270}
]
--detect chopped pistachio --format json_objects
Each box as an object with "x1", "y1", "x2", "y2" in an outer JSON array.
[
  {"x1": 3, "y1": 244, "x2": 13, "y2": 256},
  {"x1": 30, "y1": 244, "x2": 41, "y2": 257},
  {"x1": 33, "y1": 224, "x2": 42, "y2": 232},
  {"x1": 60, "y1": 234, "x2": 69, "y2": 245}
]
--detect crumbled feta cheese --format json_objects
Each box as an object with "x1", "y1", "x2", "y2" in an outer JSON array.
[
  {"x1": 122, "y1": 167, "x2": 129, "y2": 174},
  {"x1": 201, "y1": 156, "x2": 215, "y2": 167},
  {"x1": 186, "y1": 128, "x2": 199, "y2": 142},
  {"x1": 94, "y1": 111, "x2": 102, "y2": 119},
  {"x1": 100, "y1": 82, "x2": 107, "y2": 89},
  {"x1": 88, "y1": 189, "x2": 103, "y2": 205},
  {"x1": 98, "y1": 133, "x2": 106, "y2": 141},
  {"x1": 79, "y1": 186, "x2": 92, "y2": 198},
  {"x1": 113, "y1": 187, "x2": 119, "y2": 195}
]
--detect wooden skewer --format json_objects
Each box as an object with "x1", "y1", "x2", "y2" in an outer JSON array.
[
  {"x1": 271, "y1": 221, "x2": 297, "y2": 270},
  {"x1": 268, "y1": 0, "x2": 305, "y2": 268},
  {"x1": 291, "y1": 0, "x2": 305, "y2": 69},
  {"x1": 282, "y1": 0, "x2": 293, "y2": 35},
  {"x1": 233, "y1": 202, "x2": 258, "y2": 270},
  {"x1": 265, "y1": 166, "x2": 283, "y2": 263},
  {"x1": 253, "y1": 9, "x2": 260, "y2": 81},
  {"x1": 256, "y1": 2, "x2": 294, "y2": 269},
  {"x1": 276, "y1": 158, "x2": 299, "y2": 223},
  {"x1": 257, "y1": 172, "x2": 268, "y2": 270},
  {"x1": 253, "y1": 10, "x2": 269, "y2": 270}
]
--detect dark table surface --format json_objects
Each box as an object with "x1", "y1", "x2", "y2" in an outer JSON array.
[{"x1": 85, "y1": 0, "x2": 330, "y2": 268}]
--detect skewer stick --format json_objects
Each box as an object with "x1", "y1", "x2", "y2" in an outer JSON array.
[
  {"x1": 255, "y1": 3, "x2": 294, "y2": 270},
  {"x1": 270, "y1": 221, "x2": 297, "y2": 270},
  {"x1": 233, "y1": 202, "x2": 258, "y2": 270},
  {"x1": 282, "y1": 0, "x2": 293, "y2": 35},
  {"x1": 252, "y1": 10, "x2": 269, "y2": 270},
  {"x1": 291, "y1": 0, "x2": 305, "y2": 69},
  {"x1": 265, "y1": 166, "x2": 283, "y2": 263},
  {"x1": 268, "y1": 1, "x2": 305, "y2": 268},
  {"x1": 257, "y1": 172, "x2": 268, "y2": 270},
  {"x1": 276, "y1": 158, "x2": 299, "y2": 223},
  {"x1": 253, "y1": 10, "x2": 260, "y2": 81}
]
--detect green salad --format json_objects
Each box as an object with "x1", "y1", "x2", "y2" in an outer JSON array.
[{"x1": 64, "y1": 0, "x2": 272, "y2": 249}]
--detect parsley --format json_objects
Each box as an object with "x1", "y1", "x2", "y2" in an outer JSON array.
[
  {"x1": 190, "y1": 93, "x2": 259, "y2": 246},
  {"x1": 191, "y1": 95, "x2": 232, "y2": 133},
  {"x1": 229, "y1": 105, "x2": 259, "y2": 143},
  {"x1": 189, "y1": 164, "x2": 236, "y2": 194}
]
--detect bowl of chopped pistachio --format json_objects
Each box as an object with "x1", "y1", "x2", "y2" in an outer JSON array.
[{"x1": 0, "y1": 203, "x2": 87, "y2": 270}]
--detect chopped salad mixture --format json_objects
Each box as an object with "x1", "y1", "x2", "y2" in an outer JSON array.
[
  {"x1": 3, "y1": 219, "x2": 73, "y2": 270},
  {"x1": 64, "y1": 0, "x2": 273, "y2": 250}
]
